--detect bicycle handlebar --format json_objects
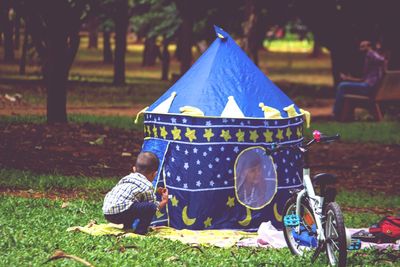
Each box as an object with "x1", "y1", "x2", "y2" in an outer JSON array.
[{"x1": 264, "y1": 131, "x2": 340, "y2": 155}]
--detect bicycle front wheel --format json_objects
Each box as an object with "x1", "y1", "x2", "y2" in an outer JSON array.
[
  {"x1": 324, "y1": 202, "x2": 347, "y2": 266},
  {"x1": 283, "y1": 196, "x2": 318, "y2": 256}
]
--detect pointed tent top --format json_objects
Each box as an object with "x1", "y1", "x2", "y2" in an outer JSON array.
[
  {"x1": 148, "y1": 26, "x2": 300, "y2": 119},
  {"x1": 214, "y1": 25, "x2": 229, "y2": 41}
]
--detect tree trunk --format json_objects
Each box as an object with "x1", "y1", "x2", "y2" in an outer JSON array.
[
  {"x1": 14, "y1": 13, "x2": 21, "y2": 50},
  {"x1": 1, "y1": 1, "x2": 14, "y2": 62},
  {"x1": 113, "y1": 0, "x2": 128, "y2": 85},
  {"x1": 19, "y1": 29, "x2": 28, "y2": 75},
  {"x1": 242, "y1": 0, "x2": 260, "y2": 66},
  {"x1": 310, "y1": 36, "x2": 323, "y2": 58},
  {"x1": 44, "y1": 32, "x2": 80, "y2": 123},
  {"x1": 178, "y1": 20, "x2": 193, "y2": 75},
  {"x1": 142, "y1": 37, "x2": 159, "y2": 67},
  {"x1": 87, "y1": 16, "x2": 98, "y2": 49},
  {"x1": 103, "y1": 30, "x2": 113, "y2": 63},
  {"x1": 161, "y1": 38, "x2": 170, "y2": 81}
]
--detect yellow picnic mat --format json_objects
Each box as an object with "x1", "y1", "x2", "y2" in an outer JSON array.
[{"x1": 67, "y1": 222, "x2": 256, "y2": 248}]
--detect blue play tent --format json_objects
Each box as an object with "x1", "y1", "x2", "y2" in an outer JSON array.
[{"x1": 141, "y1": 26, "x2": 308, "y2": 231}]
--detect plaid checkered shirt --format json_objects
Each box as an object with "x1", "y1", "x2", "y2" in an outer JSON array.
[{"x1": 102, "y1": 172, "x2": 159, "y2": 215}]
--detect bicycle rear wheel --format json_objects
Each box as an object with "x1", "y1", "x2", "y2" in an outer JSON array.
[
  {"x1": 283, "y1": 196, "x2": 318, "y2": 256},
  {"x1": 324, "y1": 202, "x2": 347, "y2": 266}
]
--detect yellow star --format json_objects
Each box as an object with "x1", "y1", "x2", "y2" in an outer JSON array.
[
  {"x1": 204, "y1": 217, "x2": 212, "y2": 228},
  {"x1": 263, "y1": 130, "x2": 273, "y2": 142},
  {"x1": 249, "y1": 130, "x2": 259, "y2": 142},
  {"x1": 226, "y1": 196, "x2": 235, "y2": 208},
  {"x1": 171, "y1": 126, "x2": 181, "y2": 140},
  {"x1": 156, "y1": 209, "x2": 164, "y2": 218},
  {"x1": 236, "y1": 129, "x2": 245, "y2": 142},
  {"x1": 286, "y1": 128, "x2": 292, "y2": 139},
  {"x1": 160, "y1": 126, "x2": 168, "y2": 139},
  {"x1": 203, "y1": 128, "x2": 214, "y2": 142},
  {"x1": 276, "y1": 129, "x2": 284, "y2": 141},
  {"x1": 145, "y1": 125, "x2": 151, "y2": 136},
  {"x1": 171, "y1": 195, "x2": 179, "y2": 207},
  {"x1": 185, "y1": 127, "x2": 197, "y2": 142},
  {"x1": 220, "y1": 130, "x2": 232, "y2": 142},
  {"x1": 152, "y1": 126, "x2": 158, "y2": 138},
  {"x1": 296, "y1": 127, "x2": 302, "y2": 138}
]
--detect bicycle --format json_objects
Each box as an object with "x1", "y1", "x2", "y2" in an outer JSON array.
[{"x1": 265, "y1": 130, "x2": 350, "y2": 266}]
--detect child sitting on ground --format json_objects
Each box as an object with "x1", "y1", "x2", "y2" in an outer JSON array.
[{"x1": 102, "y1": 151, "x2": 168, "y2": 235}]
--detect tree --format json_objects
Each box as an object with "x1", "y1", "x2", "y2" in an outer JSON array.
[
  {"x1": 18, "y1": 0, "x2": 92, "y2": 123},
  {"x1": 0, "y1": 0, "x2": 15, "y2": 62},
  {"x1": 131, "y1": 0, "x2": 181, "y2": 79}
]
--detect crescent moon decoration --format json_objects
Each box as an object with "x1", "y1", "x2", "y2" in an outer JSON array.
[
  {"x1": 155, "y1": 209, "x2": 164, "y2": 219},
  {"x1": 182, "y1": 206, "x2": 196, "y2": 226},
  {"x1": 238, "y1": 207, "x2": 252, "y2": 226},
  {"x1": 273, "y1": 203, "x2": 282, "y2": 222}
]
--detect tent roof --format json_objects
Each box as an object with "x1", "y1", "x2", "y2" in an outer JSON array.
[{"x1": 148, "y1": 26, "x2": 299, "y2": 118}]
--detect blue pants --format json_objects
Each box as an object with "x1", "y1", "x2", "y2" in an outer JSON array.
[
  {"x1": 104, "y1": 202, "x2": 157, "y2": 235},
  {"x1": 333, "y1": 82, "x2": 372, "y2": 119}
]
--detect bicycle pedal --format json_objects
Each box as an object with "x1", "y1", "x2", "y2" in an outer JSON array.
[
  {"x1": 284, "y1": 214, "x2": 300, "y2": 227},
  {"x1": 347, "y1": 239, "x2": 361, "y2": 250}
]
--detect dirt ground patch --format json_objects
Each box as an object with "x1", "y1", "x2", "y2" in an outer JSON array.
[{"x1": 1, "y1": 123, "x2": 399, "y2": 195}]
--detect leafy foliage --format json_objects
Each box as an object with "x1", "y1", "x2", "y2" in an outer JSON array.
[{"x1": 131, "y1": 0, "x2": 182, "y2": 39}]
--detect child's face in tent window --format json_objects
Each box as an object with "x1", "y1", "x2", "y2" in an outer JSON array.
[{"x1": 244, "y1": 161, "x2": 262, "y2": 185}]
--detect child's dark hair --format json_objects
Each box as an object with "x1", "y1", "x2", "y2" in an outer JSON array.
[{"x1": 135, "y1": 152, "x2": 159, "y2": 175}]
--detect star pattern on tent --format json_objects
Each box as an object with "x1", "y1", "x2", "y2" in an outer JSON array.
[
  {"x1": 226, "y1": 196, "x2": 235, "y2": 207},
  {"x1": 160, "y1": 126, "x2": 168, "y2": 139},
  {"x1": 152, "y1": 126, "x2": 158, "y2": 138},
  {"x1": 185, "y1": 127, "x2": 197, "y2": 142},
  {"x1": 249, "y1": 130, "x2": 259, "y2": 142},
  {"x1": 220, "y1": 130, "x2": 232, "y2": 141},
  {"x1": 203, "y1": 128, "x2": 214, "y2": 142},
  {"x1": 172, "y1": 126, "x2": 181, "y2": 140},
  {"x1": 263, "y1": 130, "x2": 273, "y2": 142},
  {"x1": 286, "y1": 128, "x2": 292, "y2": 139},
  {"x1": 296, "y1": 127, "x2": 302, "y2": 138},
  {"x1": 236, "y1": 129, "x2": 245, "y2": 142},
  {"x1": 171, "y1": 195, "x2": 179, "y2": 207},
  {"x1": 276, "y1": 129, "x2": 284, "y2": 141},
  {"x1": 204, "y1": 217, "x2": 212, "y2": 228}
]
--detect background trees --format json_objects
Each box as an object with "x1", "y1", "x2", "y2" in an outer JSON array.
[{"x1": 1, "y1": 0, "x2": 399, "y2": 123}]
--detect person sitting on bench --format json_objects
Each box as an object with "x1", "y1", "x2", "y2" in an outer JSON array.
[{"x1": 333, "y1": 40, "x2": 385, "y2": 120}]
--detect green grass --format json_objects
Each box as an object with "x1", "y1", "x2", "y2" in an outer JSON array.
[
  {"x1": 1, "y1": 195, "x2": 398, "y2": 266},
  {"x1": 0, "y1": 169, "x2": 117, "y2": 192}
]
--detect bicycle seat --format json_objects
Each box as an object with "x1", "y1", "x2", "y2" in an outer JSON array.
[{"x1": 312, "y1": 173, "x2": 337, "y2": 185}]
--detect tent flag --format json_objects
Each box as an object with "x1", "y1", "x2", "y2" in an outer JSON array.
[{"x1": 142, "y1": 26, "x2": 306, "y2": 231}]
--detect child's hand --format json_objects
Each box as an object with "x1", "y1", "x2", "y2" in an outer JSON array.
[
  {"x1": 161, "y1": 188, "x2": 169, "y2": 202},
  {"x1": 157, "y1": 187, "x2": 166, "y2": 195}
]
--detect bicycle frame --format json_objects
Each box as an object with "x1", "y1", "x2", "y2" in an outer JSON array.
[{"x1": 295, "y1": 166, "x2": 326, "y2": 242}]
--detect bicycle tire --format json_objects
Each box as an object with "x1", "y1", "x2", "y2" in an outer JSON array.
[
  {"x1": 283, "y1": 196, "x2": 319, "y2": 256},
  {"x1": 324, "y1": 202, "x2": 347, "y2": 266}
]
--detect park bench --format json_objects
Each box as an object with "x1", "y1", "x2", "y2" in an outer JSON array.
[{"x1": 340, "y1": 70, "x2": 400, "y2": 121}]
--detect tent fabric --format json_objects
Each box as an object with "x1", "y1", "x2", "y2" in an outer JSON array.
[
  {"x1": 142, "y1": 26, "x2": 305, "y2": 231},
  {"x1": 148, "y1": 26, "x2": 300, "y2": 118},
  {"x1": 142, "y1": 113, "x2": 304, "y2": 230}
]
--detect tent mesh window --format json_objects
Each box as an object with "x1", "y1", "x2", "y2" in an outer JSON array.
[{"x1": 234, "y1": 147, "x2": 277, "y2": 209}]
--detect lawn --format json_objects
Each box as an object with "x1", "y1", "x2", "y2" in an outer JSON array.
[{"x1": 1, "y1": 169, "x2": 399, "y2": 266}]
